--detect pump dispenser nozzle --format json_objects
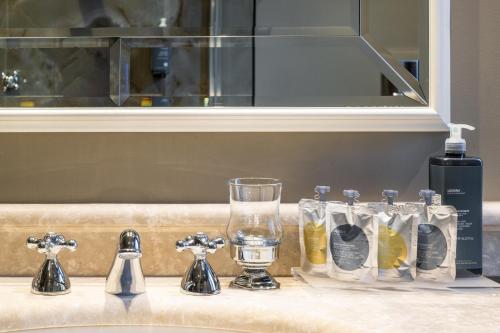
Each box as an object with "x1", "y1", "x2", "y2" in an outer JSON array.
[
  {"x1": 382, "y1": 189, "x2": 399, "y2": 206},
  {"x1": 343, "y1": 189, "x2": 360, "y2": 206},
  {"x1": 446, "y1": 123, "x2": 475, "y2": 154},
  {"x1": 419, "y1": 189, "x2": 436, "y2": 206},
  {"x1": 314, "y1": 186, "x2": 331, "y2": 202}
]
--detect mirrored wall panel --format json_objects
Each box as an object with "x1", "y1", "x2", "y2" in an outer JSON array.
[{"x1": 0, "y1": 0, "x2": 429, "y2": 108}]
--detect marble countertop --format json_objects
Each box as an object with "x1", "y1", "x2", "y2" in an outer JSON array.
[{"x1": 1, "y1": 277, "x2": 500, "y2": 333}]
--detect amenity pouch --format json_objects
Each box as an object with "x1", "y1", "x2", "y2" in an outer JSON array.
[
  {"x1": 411, "y1": 190, "x2": 458, "y2": 282},
  {"x1": 327, "y1": 190, "x2": 378, "y2": 283},
  {"x1": 298, "y1": 186, "x2": 332, "y2": 274},
  {"x1": 377, "y1": 205, "x2": 418, "y2": 281},
  {"x1": 368, "y1": 190, "x2": 418, "y2": 282}
]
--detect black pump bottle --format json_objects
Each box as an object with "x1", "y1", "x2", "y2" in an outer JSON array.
[{"x1": 429, "y1": 124, "x2": 483, "y2": 277}]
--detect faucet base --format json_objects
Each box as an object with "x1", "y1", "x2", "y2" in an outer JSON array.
[
  {"x1": 180, "y1": 258, "x2": 221, "y2": 296},
  {"x1": 180, "y1": 288, "x2": 220, "y2": 296},
  {"x1": 31, "y1": 288, "x2": 71, "y2": 296},
  {"x1": 105, "y1": 256, "x2": 145, "y2": 296},
  {"x1": 31, "y1": 259, "x2": 71, "y2": 296}
]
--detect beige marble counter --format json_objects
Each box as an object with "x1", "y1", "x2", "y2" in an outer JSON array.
[{"x1": 1, "y1": 277, "x2": 500, "y2": 333}]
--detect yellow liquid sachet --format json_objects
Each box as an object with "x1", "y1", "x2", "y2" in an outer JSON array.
[{"x1": 304, "y1": 222, "x2": 327, "y2": 265}]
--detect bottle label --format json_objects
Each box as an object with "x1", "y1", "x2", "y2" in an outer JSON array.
[
  {"x1": 330, "y1": 225, "x2": 369, "y2": 271},
  {"x1": 430, "y1": 164, "x2": 482, "y2": 271},
  {"x1": 417, "y1": 224, "x2": 447, "y2": 270}
]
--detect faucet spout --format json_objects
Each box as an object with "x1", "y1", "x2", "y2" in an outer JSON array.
[{"x1": 105, "y1": 229, "x2": 145, "y2": 295}]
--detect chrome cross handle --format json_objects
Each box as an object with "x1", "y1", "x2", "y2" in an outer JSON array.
[
  {"x1": 27, "y1": 232, "x2": 78, "y2": 259},
  {"x1": 176, "y1": 232, "x2": 225, "y2": 258},
  {"x1": 176, "y1": 233, "x2": 224, "y2": 295},
  {"x1": 1, "y1": 70, "x2": 21, "y2": 92},
  {"x1": 26, "y1": 232, "x2": 77, "y2": 295}
]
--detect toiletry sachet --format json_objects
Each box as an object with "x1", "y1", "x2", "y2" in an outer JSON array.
[
  {"x1": 298, "y1": 198, "x2": 329, "y2": 274},
  {"x1": 368, "y1": 202, "x2": 418, "y2": 282},
  {"x1": 326, "y1": 203, "x2": 378, "y2": 283},
  {"x1": 411, "y1": 203, "x2": 458, "y2": 282}
]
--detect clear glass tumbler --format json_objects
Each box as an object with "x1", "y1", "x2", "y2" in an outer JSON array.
[{"x1": 227, "y1": 178, "x2": 283, "y2": 290}]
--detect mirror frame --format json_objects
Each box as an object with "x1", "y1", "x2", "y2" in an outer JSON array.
[{"x1": 0, "y1": 0, "x2": 449, "y2": 132}]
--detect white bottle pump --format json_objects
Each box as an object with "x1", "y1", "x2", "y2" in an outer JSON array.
[{"x1": 445, "y1": 123, "x2": 475, "y2": 154}]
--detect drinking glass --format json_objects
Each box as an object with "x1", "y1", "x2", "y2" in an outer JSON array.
[{"x1": 227, "y1": 178, "x2": 283, "y2": 290}]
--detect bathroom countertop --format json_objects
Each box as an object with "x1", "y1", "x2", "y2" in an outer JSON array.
[{"x1": 0, "y1": 277, "x2": 499, "y2": 333}]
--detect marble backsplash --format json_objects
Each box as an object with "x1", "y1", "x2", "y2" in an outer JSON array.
[
  {"x1": 0, "y1": 204, "x2": 299, "y2": 277},
  {"x1": 483, "y1": 202, "x2": 500, "y2": 276},
  {"x1": 0, "y1": 203, "x2": 498, "y2": 277}
]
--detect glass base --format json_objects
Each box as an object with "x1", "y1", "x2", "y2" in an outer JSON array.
[{"x1": 229, "y1": 269, "x2": 280, "y2": 290}]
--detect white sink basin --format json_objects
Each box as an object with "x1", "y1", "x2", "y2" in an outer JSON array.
[{"x1": 15, "y1": 327, "x2": 243, "y2": 333}]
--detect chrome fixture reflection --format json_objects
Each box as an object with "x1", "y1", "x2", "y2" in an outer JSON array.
[
  {"x1": 1, "y1": 70, "x2": 21, "y2": 92},
  {"x1": 105, "y1": 229, "x2": 145, "y2": 296},
  {"x1": 26, "y1": 232, "x2": 78, "y2": 295},
  {"x1": 227, "y1": 178, "x2": 283, "y2": 290},
  {"x1": 176, "y1": 232, "x2": 225, "y2": 295}
]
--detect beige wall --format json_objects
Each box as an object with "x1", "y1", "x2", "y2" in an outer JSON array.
[
  {"x1": 452, "y1": 0, "x2": 500, "y2": 200},
  {"x1": 0, "y1": 0, "x2": 498, "y2": 203}
]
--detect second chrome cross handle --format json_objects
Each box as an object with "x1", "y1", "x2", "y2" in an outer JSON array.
[
  {"x1": 26, "y1": 232, "x2": 77, "y2": 295},
  {"x1": 176, "y1": 232, "x2": 224, "y2": 295}
]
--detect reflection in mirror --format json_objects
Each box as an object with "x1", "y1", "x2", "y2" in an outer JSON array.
[
  {"x1": 360, "y1": 0, "x2": 429, "y2": 103},
  {"x1": 0, "y1": 0, "x2": 428, "y2": 108}
]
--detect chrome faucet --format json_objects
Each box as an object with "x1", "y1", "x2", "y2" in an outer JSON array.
[
  {"x1": 1, "y1": 70, "x2": 21, "y2": 92},
  {"x1": 105, "y1": 229, "x2": 145, "y2": 295},
  {"x1": 26, "y1": 232, "x2": 78, "y2": 296},
  {"x1": 176, "y1": 232, "x2": 225, "y2": 295}
]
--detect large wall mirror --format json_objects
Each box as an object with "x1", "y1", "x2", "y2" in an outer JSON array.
[{"x1": 0, "y1": 0, "x2": 449, "y2": 132}]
